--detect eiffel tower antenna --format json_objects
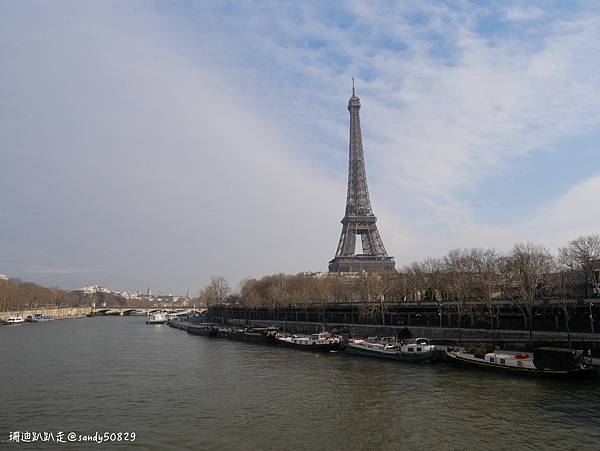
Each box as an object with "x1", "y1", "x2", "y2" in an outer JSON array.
[{"x1": 328, "y1": 81, "x2": 395, "y2": 273}]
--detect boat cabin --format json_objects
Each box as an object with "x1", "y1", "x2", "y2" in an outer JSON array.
[{"x1": 482, "y1": 352, "x2": 535, "y2": 369}]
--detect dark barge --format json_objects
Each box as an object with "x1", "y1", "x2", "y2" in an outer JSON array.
[{"x1": 446, "y1": 347, "x2": 595, "y2": 379}]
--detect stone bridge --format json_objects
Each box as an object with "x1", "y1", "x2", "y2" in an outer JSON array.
[
  {"x1": 89, "y1": 307, "x2": 206, "y2": 316},
  {"x1": 1, "y1": 306, "x2": 207, "y2": 320}
]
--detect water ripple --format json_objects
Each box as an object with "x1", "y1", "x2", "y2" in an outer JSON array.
[{"x1": 1, "y1": 318, "x2": 600, "y2": 450}]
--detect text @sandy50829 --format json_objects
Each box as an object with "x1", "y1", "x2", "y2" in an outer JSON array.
[{"x1": 8, "y1": 431, "x2": 136, "y2": 444}]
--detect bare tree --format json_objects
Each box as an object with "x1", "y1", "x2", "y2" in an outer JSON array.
[
  {"x1": 402, "y1": 262, "x2": 427, "y2": 301},
  {"x1": 444, "y1": 249, "x2": 478, "y2": 344},
  {"x1": 559, "y1": 234, "x2": 600, "y2": 299},
  {"x1": 266, "y1": 274, "x2": 288, "y2": 323},
  {"x1": 554, "y1": 262, "x2": 576, "y2": 348},
  {"x1": 510, "y1": 242, "x2": 554, "y2": 345},
  {"x1": 471, "y1": 248, "x2": 500, "y2": 344},
  {"x1": 358, "y1": 272, "x2": 398, "y2": 333},
  {"x1": 496, "y1": 256, "x2": 512, "y2": 300},
  {"x1": 200, "y1": 275, "x2": 231, "y2": 306}
]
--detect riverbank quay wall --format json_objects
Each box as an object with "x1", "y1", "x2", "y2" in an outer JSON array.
[
  {"x1": 209, "y1": 300, "x2": 600, "y2": 333},
  {"x1": 209, "y1": 300, "x2": 600, "y2": 349},
  {"x1": 228, "y1": 318, "x2": 594, "y2": 349},
  {"x1": 0, "y1": 306, "x2": 92, "y2": 321}
]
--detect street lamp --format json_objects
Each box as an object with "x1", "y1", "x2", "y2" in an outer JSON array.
[
  {"x1": 590, "y1": 302, "x2": 595, "y2": 352},
  {"x1": 438, "y1": 303, "x2": 443, "y2": 328}
]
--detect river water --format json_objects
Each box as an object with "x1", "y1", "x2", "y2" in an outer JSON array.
[{"x1": 1, "y1": 317, "x2": 600, "y2": 450}]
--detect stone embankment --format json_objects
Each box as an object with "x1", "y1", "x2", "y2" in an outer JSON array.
[
  {"x1": 168, "y1": 318, "x2": 600, "y2": 368},
  {"x1": 0, "y1": 306, "x2": 91, "y2": 322},
  {"x1": 227, "y1": 319, "x2": 599, "y2": 350}
]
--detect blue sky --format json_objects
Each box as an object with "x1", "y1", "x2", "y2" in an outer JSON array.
[{"x1": 1, "y1": 1, "x2": 599, "y2": 293}]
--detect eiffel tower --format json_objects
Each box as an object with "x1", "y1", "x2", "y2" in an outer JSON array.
[{"x1": 328, "y1": 80, "x2": 395, "y2": 273}]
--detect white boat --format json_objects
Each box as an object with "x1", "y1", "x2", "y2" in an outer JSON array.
[
  {"x1": 26, "y1": 313, "x2": 55, "y2": 322},
  {"x1": 4, "y1": 316, "x2": 25, "y2": 325},
  {"x1": 36, "y1": 314, "x2": 54, "y2": 321},
  {"x1": 342, "y1": 337, "x2": 436, "y2": 362},
  {"x1": 275, "y1": 331, "x2": 340, "y2": 352},
  {"x1": 146, "y1": 311, "x2": 168, "y2": 324}
]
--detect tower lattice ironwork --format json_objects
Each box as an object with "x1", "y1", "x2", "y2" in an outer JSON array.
[{"x1": 328, "y1": 81, "x2": 395, "y2": 273}]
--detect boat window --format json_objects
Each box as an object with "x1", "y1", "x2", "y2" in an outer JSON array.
[
  {"x1": 489, "y1": 357, "x2": 495, "y2": 362},
  {"x1": 417, "y1": 347, "x2": 422, "y2": 352},
  {"x1": 500, "y1": 359, "x2": 506, "y2": 365},
  {"x1": 517, "y1": 361, "x2": 523, "y2": 367},
  {"x1": 408, "y1": 348, "x2": 414, "y2": 352}
]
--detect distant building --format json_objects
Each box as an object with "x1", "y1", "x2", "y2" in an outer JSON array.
[
  {"x1": 301, "y1": 271, "x2": 361, "y2": 279},
  {"x1": 81, "y1": 285, "x2": 111, "y2": 294}
]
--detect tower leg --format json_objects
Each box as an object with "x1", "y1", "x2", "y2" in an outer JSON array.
[
  {"x1": 342, "y1": 231, "x2": 356, "y2": 256},
  {"x1": 361, "y1": 232, "x2": 373, "y2": 255}
]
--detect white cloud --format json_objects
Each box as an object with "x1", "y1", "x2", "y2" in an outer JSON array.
[
  {"x1": 25, "y1": 267, "x2": 104, "y2": 275},
  {"x1": 0, "y1": 1, "x2": 344, "y2": 291},
  {"x1": 1, "y1": 1, "x2": 599, "y2": 289},
  {"x1": 522, "y1": 174, "x2": 600, "y2": 250},
  {"x1": 505, "y1": 6, "x2": 545, "y2": 22},
  {"x1": 188, "y1": 3, "x2": 600, "y2": 227}
]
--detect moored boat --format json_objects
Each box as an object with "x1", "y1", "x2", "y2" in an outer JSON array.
[
  {"x1": 4, "y1": 316, "x2": 25, "y2": 325},
  {"x1": 165, "y1": 312, "x2": 181, "y2": 320},
  {"x1": 26, "y1": 313, "x2": 54, "y2": 322},
  {"x1": 275, "y1": 332, "x2": 340, "y2": 352},
  {"x1": 186, "y1": 323, "x2": 219, "y2": 336},
  {"x1": 342, "y1": 337, "x2": 436, "y2": 362},
  {"x1": 146, "y1": 311, "x2": 168, "y2": 324},
  {"x1": 36, "y1": 314, "x2": 54, "y2": 321},
  {"x1": 215, "y1": 326, "x2": 277, "y2": 344},
  {"x1": 446, "y1": 346, "x2": 594, "y2": 378}
]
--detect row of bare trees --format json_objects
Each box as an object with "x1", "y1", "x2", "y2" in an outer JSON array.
[
  {"x1": 202, "y1": 235, "x2": 598, "y2": 307},
  {"x1": 199, "y1": 235, "x2": 599, "y2": 342},
  {"x1": 0, "y1": 279, "x2": 76, "y2": 312},
  {"x1": 0, "y1": 279, "x2": 81, "y2": 312},
  {"x1": 0, "y1": 279, "x2": 145, "y2": 312}
]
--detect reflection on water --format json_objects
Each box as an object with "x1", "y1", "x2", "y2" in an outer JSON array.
[{"x1": 1, "y1": 317, "x2": 600, "y2": 450}]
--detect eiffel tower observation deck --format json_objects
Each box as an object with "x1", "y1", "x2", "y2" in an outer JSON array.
[{"x1": 329, "y1": 80, "x2": 395, "y2": 273}]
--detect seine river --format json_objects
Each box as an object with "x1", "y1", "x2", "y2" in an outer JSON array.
[{"x1": 2, "y1": 317, "x2": 600, "y2": 450}]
